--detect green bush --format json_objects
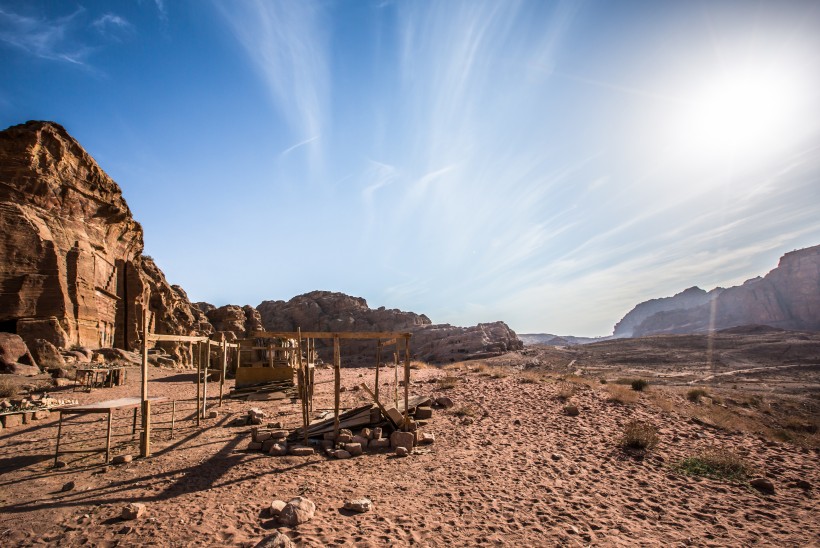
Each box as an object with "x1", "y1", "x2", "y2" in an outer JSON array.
[{"x1": 676, "y1": 447, "x2": 750, "y2": 481}]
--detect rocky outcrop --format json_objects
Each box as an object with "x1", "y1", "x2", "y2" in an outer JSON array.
[
  {"x1": 615, "y1": 245, "x2": 820, "y2": 337},
  {"x1": 205, "y1": 304, "x2": 263, "y2": 339},
  {"x1": 257, "y1": 291, "x2": 522, "y2": 364},
  {"x1": 0, "y1": 121, "x2": 210, "y2": 363},
  {"x1": 613, "y1": 286, "x2": 720, "y2": 337},
  {"x1": 0, "y1": 332, "x2": 39, "y2": 373}
]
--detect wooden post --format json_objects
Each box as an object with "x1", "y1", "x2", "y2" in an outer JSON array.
[
  {"x1": 219, "y1": 338, "x2": 227, "y2": 407},
  {"x1": 297, "y1": 328, "x2": 309, "y2": 446},
  {"x1": 171, "y1": 400, "x2": 176, "y2": 439},
  {"x1": 196, "y1": 342, "x2": 201, "y2": 426},
  {"x1": 375, "y1": 340, "x2": 381, "y2": 404},
  {"x1": 394, "y1": 351, "x2": 399, "y2": 408},
  {"x1": 54, "y1": 412, "x2": 63, "y2": 467},
  {"x1": 403, "y1": 335, "x2": 411, "y2": 431},
  {"x1": 140, "y1": 305, "x2": 150, "y2": 457},
  {"x1": 333, "y1": 335, "x2": 340, "y2": 439},
  {"x1": 203, "y1": 341, "x2": 210, "y2": 418},
  {"x1": 141, "y1": 400, "x2": 151, "y2": 457},
  {"x1": 106, "y1": 411, "x2": 113, "y2": 463}
]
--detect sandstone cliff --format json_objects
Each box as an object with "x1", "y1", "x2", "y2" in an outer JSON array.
[
  {"x1": 257, "y1": 291, "x2": 522, "y2": 364},
  {"x1": 0, "y1": 121, "x2": 208, "y2": 363},
  {"x1": 203, "y1": 304, "x2": 263, "y2": 339},
  {"x1": 614, "y1": 245, "x2": 820, "y2": 337},
  {"x1": 613, "y1": 286, "x2": 720, "y2": 337}
]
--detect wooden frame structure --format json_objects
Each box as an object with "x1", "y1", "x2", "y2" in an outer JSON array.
[{"x1": 250, "y1": 330, "x2": 412, "y2": 444}]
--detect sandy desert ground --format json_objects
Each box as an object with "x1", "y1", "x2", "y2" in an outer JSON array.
[{"x1": 0, "y1": 335, "x2": 818, "y2": 547}]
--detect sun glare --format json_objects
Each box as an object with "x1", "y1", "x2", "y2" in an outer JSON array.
[{"x1": 673, "y1": 63, "x2": 807, "y2": 166}]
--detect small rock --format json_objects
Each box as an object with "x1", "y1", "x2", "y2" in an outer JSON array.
[
  {"x1": 255, "y1": 531, "x2": 295, "y2": 548},
  {"x1": 415, "y1": 406, "x2": 433, "y2": 420},
  {"x1": 390, "y1": 431, "x2": 414, "y2": 451},
  {"x1": 289, "y1": 446, "x2": 314, "y2": 457},
  {"x1": 269, "y1": 500, "x2": 287, "y2": 517},
  {"x1": 61, "y1": 481, "x2": 76, "y2": 492},
  {"x1": 416, "y1": 432, "x2": 435, "y2": 445},
  {"x1": 513, "y1": 419, "x2": 521, "y2": 426},
  {"x1": 344, "y1": 443, "x2": 363, "y2": 457},
  {"x1": 343, "y1": 498, "x2": 373, "y2": 513},
  {"x1": 208, "y1": 410, "x2": 218, "y2": 419},
  {"x1": 255, "y1": 432, "x2": 272, "y2": 443},
  {"x1": 793, "y1": 479, "x2": 811, "y2": 490},
  {"x1": 563, "y1": 405, "x2": 580, "y2": 416},
  {"x1": 262, "y1": 439, "x2": 277, "y2": 452},
  {"x1": 360, "y1": 428, "x2": 372, "y2": 439},
  {"x1": 551, "y1": 453, "x2": 563, "y2": 461},
  {"x1": 336, "y1": 434, "x2": 353, "y2": 443},
  {"x1": 334, "y1": 449, "x2": 352, "y2": 459},
  {"x1": 750, "y1": 477, "x2": 775, "y2": 495},
  {"x1": 112, "y1": 454, "x2": 133, "y2": 465},
  {"x1": 278, "y1": 496, "x2": 316, "y2": 526},
  {"x1": 267, "y1": 421, "x2": 284, "y2": 429},
  {"x1": 462, "y1": 417, "x2": 474, "y2": 425},
  {"x1": 371, "y1": 427, "x2": 383, "y2": 440},
  {"x1": 54, "y1": 460, "x2": 67, "y2": 469},
  {"x1": 121, "y1": 503, "x2": 146, "y2": 520},
  {"x1": 369, "y1": 438, "x2": 390, "y2": 450},
  {"x1": 117, "y1": 525, "x2": 134, "y2": 535},
  {"x1": 435, "y1": 396, "x2": 454, "y2": 409},
  {"x1": 269, "y1": 443, "x2": 288, "y2": 456},
  {"x1": 351, "y1": 435, "x2": 369, "y2": 447},
  {"x1": 395, "y1": 447, "x2": 409, "y2": 457}
]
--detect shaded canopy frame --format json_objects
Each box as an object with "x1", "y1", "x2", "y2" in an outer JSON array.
[{"x1": 250, "y1": 331, "x2": 413, "y2": 439}]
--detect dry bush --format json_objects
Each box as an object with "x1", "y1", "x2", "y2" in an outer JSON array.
[
  {"x1": 631, "y1": 379, "x2": 649, "y2": 392},
  {"x1": 620, "y1": 420, "x2": 659, "y2": 451},
  {"x1": 554, "y1": 381, "x2": 577, "y2": 401},
  {"x1": 563, "y1": 404, "x2": 580, "y2": 416},
  {"x1": 0, "y1": 378, "x2": 18, "y2": 398},
  {"x1": 605, "y1": 385, "x2": 638, "y2": 405},
  {"x1": 451, "y1": 404, "x2": 478, "y2": 418},
  {"x1": 436, "y1": 376, "x2": 459, "y2": 390},
  {"x1": 675, "y1": 447, "x2": 750, "y2": 481},
  {"x1": 409, "y1": 360, "x2": 433, "y2": 370},
  {"x1": 518, "y1": 370, "x2": 546, "y2": 384},
  {"x1": 687, "y1": 388, "x2": 709, "y2": 403},
  {"x1": 646, "y1": 390, "x2": 676, "y2": 414},
  {"x1": 442, "y1": 362, "x2": 467, "y2": 372}
]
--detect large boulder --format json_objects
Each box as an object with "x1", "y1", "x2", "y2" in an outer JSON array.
[
  {"x1": 0, "y1": 332, "x2": 30, "y2": 368},
  {"x1": 205, "y1": 305, "x2": 263, "y2": 339},
  {"x1": 29, "y1": 339, "x2": 65, "y2": 368}
]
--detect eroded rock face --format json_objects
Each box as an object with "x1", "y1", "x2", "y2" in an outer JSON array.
[
  {"x1": 205, "y1": 304, "x2": 263, "y2": 339},
  {"x1": 257, "y1": 291, "x2": 522, "y2": 364},
  {"x1": 0, "y1": 121, "x2": 210, "y2": 363},
  {"x1": 616, "y1": 245, "x2": 820, "y2": 337}
]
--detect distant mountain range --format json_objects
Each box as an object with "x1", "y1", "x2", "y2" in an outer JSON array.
[{"x1": 518, "y1": 333, "x2": 612, "y2": 346}]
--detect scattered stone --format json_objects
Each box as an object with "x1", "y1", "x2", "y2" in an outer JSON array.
[
  {"x1": 262, "y1": 439, "x2": 277, "y2": 452},
  {"x1": 415, "y1": 406, "x2": 433, "y2": 420},
  {"x1": 334, "y1": 450, "x2": 352, "y2": 459},
  {"x1": 563, "y1": 405, "x2": 580, "y2": 417},
  {"x1": 395, "y1": 447, "x2": 409, "y2": 457},
  {"x1": 268, "y1": 421, "x2": 284, "y2": 429},
  {"x1": 371, "y1": 427, "x2": 383, "y2": 440},
  {"x1": 270, "y1": 430, "x2": 288, "y2": 440},
  {"x1": 345, "y1": 443, "x2": 363, "y2": 457},
  {"x1": 54, "y1": 460, "x2": 67, "y2": 469},
  {"x1": 208, "y1": 410, "x2": 219, "y2": 419},
  {"x1": 750, "y1": 478, "x2": 775, "y2": 495},
  {"x1": 33, "y1": 409, "x2": 51, "y2": 420},
  {"x1": 435, "y1": 396, "x2": 454, "y2": 409},
  {"x1": 344, "y1": 498, "x2": 373, "y2": 513},
  {"x1": 278, "y1": 496, "x2": 316, "y2": 526},
  {"x1": 112, "y1": 455, "x2": 133, "y2": 465},
  {"x1": 118, "y1": 525, "x2": 134, "y2": 535},
  {"x1": 248, "y1": 442, "x2": 263, "y2": 451},
  {"x1": 462, "y1": 417, "x2": 474, "y2": 425},
  {"x1": 121, "y1": 503, "x2": 146, "y2": 520},
  {"x1": 289, "y1": 446, "x2": 314, "y2": 457},
  {"x1": 352, "y1": 435, "x2": 369, "y2": 447},
  {"x1": 255, "y1": 531, "x2": 295, "y2": 548},
  {"x1": 513, "y1": 419, "x2": 521, "y2": 426},
  {"x1": 793, "y1": 479, "x2": 811, "y2": 490},
  {"x1": 61, "y1": 481, "x2": 76, "y2": 492},
  {"x1": 1, "y1": 414, "x2": 23, "y2": 428},
  {"x1": 369, "y1": 438, "x2": 390, "y2": 450},
  {"x1": 416, "y1": 432, "x2": 435, "y2": 445},
  {"x1": 551, "y1": 453, "x2": 563, "y2": 461},
  {"x1": 269, "y1": 500, "x2": 287, "y2": 517},
  {"x1": 390, "y1": 431, "x2": 414, "y2": 451},
  {"x1": 269, "y1": 443, "x2": 288, "y2": 456},
  {"x1": 360, "y1": 428, "x2": 372, "y2": 439},
  {"x1": 255, "y1": 432, "x2": 272, "y2": 443}
]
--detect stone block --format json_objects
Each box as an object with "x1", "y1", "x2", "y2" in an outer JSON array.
[
  {"x1": 395, "y1": 447, "x2": 409, "y2": 457},
  {"x1": 2, "y1": 414, "x2": 23, "y2": 428},
  {"x1": 270, "y1": 430, "x2": 288, "y2": 439},
  {"x1": 371, "y1": 427, "x2": 383, "y2": 440},
  {"x1": 390, "y1": 431, "x2": 414, "y2": 451},
  {"x1": 255, "y1": 432, "x2": 272, "y2": 443},
  {"x1": 269, "y1": 443, "x2": 288, "y2": 456},
  {"x1": 414, "y1": 407, "x2": 433, "y2": 420},
  {"x1": 112, "y1": 454, "x2": 133, "y2": 464},
  {"x1": 351, "y1": 435, "x2": 369, "y2": 447},
  {"x1": 33, "y1": 409, "x2": 51, "y2": 420},
  {"x1": 334, "y1": 449, "x2": 352, "y2": 459},
  {"x1": 336, "y1": 434, "x2": 353, "y2": 443},
  {"x1": 344, "y1": 498, "x2": 372, "y2": 513},
  {"x1": 21, "y1": 412, "x2": 33, "y2": 424},
  {"x1": 417, "y1": 432, "x2": 435, "y2": 445},
  {"x1": 247, "y1": 442, "x2": 263, "y2": 451},
  {"x1": 262, "y1": 439, "x2": 277, "y2": 452},
  {"x1": 344, "y1": 443, "x2": 363, "y2": 457},
  {"x1": 369, "y1": 438, "x2": 390, "y2": 450},
  {"x1": 289, "y1": 446, "x2": 314, "y2": 456},
  {"x1": 121, "y1": 503, "x2": 146, "y2": 520}
]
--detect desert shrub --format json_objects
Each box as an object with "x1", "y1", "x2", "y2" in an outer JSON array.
[
  {"x1": 452, "y1": 405, "x2": 478, "y2": 418},
  {"x1": 783, "y1": 418, "x2": 818, "y2": 434},
  {"x1": 554, "y1": 382, "x2": 576, "y2": 401},
  {"x1": 606, "y1": 385, "x2": 638, "y2": 405},
  {"x1": 687, "y1": 388, "x2": 709, "y2": 403},
  {"x1": 599, "y1": 378, "x2": 607, "y2": 384},
  {"x1": 409, "y1": 360, "x2": 432, "y2": 370},
  {"x1": 631, "y1": 379, "x2": 649, "y2": 392},
  {"x1": 437, "y1": 376, "x2": 459, "y2": 390},
  {"x1": 620, "y1": 420, "x2": 658, "y2": 451},
  {"x1": 0, "y1": 378, "x2": 18, "y2": 398},
  {"x1": 675, "y1": 447, "x2": 750, "y2": 481},
  {"x1": 563, "y1": 404, "x2": 580, "y2": 416},
  {"x1": 518, "y1": 370, "x2": 545, "y2": 384}
]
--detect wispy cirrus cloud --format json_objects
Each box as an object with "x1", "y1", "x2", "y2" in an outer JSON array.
[
  {"x1": 0, "y1": 6, "x2": 89, "y2": 65},
  {"x1": 213, "y1": 1, "x2": 329, "y2": 165}
]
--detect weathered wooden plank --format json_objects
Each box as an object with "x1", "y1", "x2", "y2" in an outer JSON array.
[
  {"x1": 251, "y1": 331, "x2": 412, "y2": 340},
  {"x1": 147, "y1": 334, "x2": 209, "y2": 343}
]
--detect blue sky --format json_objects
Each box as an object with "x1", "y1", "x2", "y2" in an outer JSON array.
[{"x1": 2, "y1": 1, "x2": 819, "y2": 336}]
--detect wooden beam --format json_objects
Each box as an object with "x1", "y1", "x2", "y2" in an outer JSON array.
[
  {"x1": 203, "y1": 338, "x2": 209, "y2": 418},
  {"x1": 404, "y1": 335, "x2": 410, "y2": 432},
  {"x1": 147, "y1": 334, "x2": 209, "y2": 343},
  {"x1": 333, "y1": 335, "x2": 340, "y2": 439},
  {"x1": 196, "y1": 341, "x2": 201, "y2": 427},
  {"x1": 251, "y1": 331, "x2": 412, "y2": 340},
  {"x1": 219, "y1": 338, "x2": 227, "y2": 407},
  {"x1": 378, "y1": 338, "x2": 398, "y2": 347},
  {"x1": 140, "y1": 304, "x2": 149, "y2": 457}
]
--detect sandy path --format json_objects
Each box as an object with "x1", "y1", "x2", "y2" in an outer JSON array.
[{"x1": 0, "y1": 364, "x2": 817, "y2": 546}]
